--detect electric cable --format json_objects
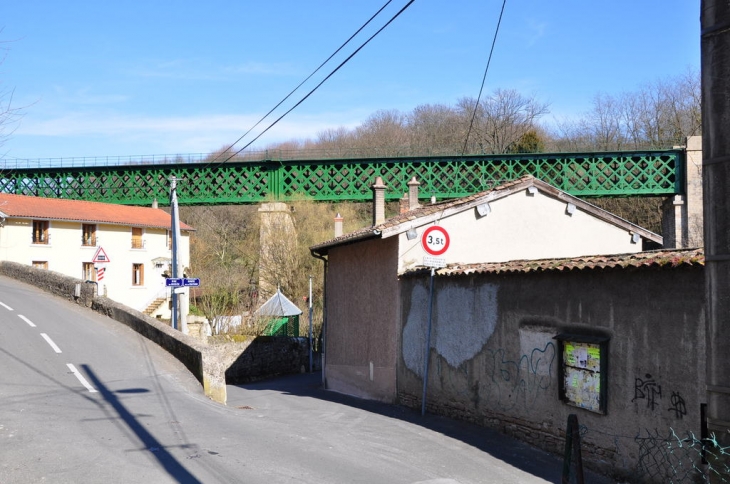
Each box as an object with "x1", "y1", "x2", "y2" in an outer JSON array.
[
  {"x1": 208, "y1": 0, "x2": 397, "y2": 165},
  {"x1": 216, "y1": 0, "x2": 417, "y2": 165},
  {"x1": 461, "y1": 0, "x2": 507, "y2": 156}
]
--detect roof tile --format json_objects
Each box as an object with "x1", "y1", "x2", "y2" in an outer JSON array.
[{"x1": 0, "y1": 193, "x2": 194, "y2": 231}]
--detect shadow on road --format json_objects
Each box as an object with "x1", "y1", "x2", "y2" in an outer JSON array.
[{"x1": 81, "y1": 364, "x2": 202, "y2": 484}]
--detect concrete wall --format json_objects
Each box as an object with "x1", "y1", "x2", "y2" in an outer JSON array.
[
  {"x1": 325, "y1": 236, "x2": 400, "y2": 402},
  {"x1": 398, "y1": 265, "x2": 706, "y2": 482},
  {"x1": 396, "y1": 188, "x2": 644, "y2": 274}
]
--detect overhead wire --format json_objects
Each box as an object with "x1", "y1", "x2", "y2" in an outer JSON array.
[
  {"x1": 208, "y1": 0, "x2": 397, "y2": 166},
  {"x1": 215, "y1": 0, "x2": 417, "y2": 166},
  {"x1": 461, "y1": 0, "x2": 507, "y2": 156}
]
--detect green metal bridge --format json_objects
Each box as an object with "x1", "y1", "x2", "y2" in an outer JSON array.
[{"x1": 0, "y1": 149, "x2": 684, "y2": 206}]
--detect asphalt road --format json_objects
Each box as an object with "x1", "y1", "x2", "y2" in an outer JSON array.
[{"x1": 0, "y1": 276, "x2": 615, "y2": 483}]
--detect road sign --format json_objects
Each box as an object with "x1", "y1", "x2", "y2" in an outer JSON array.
[
  {"x1": 183, "y1": 278, "x2": 200, "y2": 287},
  {"x1": 92, "y1": 246, "x2": 111, "y2": 264},
  {"x1": 423, "y1": 256, "x2": 446, "y2": 268},
  {"x1": 165, "y1": 278, "x2": 183, "y2": 287},
  {"x1": 421, "y1": 226, "x2": 450, "y2": 256}
]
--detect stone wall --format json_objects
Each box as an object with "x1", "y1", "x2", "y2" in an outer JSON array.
[
  {"x1": 224, "y1": 336, "x2": 311, "y2": 384},
  {"x1": 398, "y1": 263, "x2": 706, "y2": 483}
]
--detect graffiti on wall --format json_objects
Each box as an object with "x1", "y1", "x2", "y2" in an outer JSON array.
[
  {"x1": 632, "y1": 373, "x2": 687, "y2": 420},
  {"x1": 482, "y1": 341, "x2": 556, "y2": 411}
]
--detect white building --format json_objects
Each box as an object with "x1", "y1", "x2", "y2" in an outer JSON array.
[{"x1": 0, "y1": 193, "x2": 193, "y2": 317}]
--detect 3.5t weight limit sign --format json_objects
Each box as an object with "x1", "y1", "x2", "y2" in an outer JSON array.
[{"x1": 421, "y1": 226, "x2": 450, "y2": 256}]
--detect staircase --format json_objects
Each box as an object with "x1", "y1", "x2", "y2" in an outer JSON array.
[{"x1": 144, "y1": 297, "x2": 167, "y2": 316}]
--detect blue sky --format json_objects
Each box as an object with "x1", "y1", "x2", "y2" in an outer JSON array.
[{"x1": 1, "y1": 1, "x2": 700, "y2": 161}]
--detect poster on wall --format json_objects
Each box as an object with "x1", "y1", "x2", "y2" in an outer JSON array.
[{"x1": 555, "y1": 334, "x2": 609, "y2": 414}]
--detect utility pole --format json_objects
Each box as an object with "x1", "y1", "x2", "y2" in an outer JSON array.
[
  {"x1": 169, "y1": 177, "x2": 188, "y2": 334},
  {"x1": 701, "y1": 0, "x2": 730, "y2": 479}
]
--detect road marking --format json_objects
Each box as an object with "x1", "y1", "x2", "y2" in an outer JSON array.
[
  {"x1": 40, "y1": 333, "x2": 62, "y2": 353},
  {"x1": 66, "y1": 364, "x2": 97, "y2": 393},
  {"x1": 18, "y1": 315, "x2": 36, "y2": 328},
  {"x1": 0, "y1": 302, "x2": 13, "y2": 311}
]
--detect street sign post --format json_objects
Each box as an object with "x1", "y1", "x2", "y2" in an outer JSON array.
[
  {"x1": 423, "y1": 256, "x2": 447, "y2": 268},
  {"x1": 421, "y1": 226, "x2": 450, "y2": 256},
  {"x1": 165, "y1": 278, "x2": 183, "y2": 287},
  {"x1": 420, "y1": 225, "x2": 451, "y2": 417}
]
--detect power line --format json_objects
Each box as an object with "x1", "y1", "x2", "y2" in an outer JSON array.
[
  {"x1": 208, "y1": 0, "x2": 397, "y2": 166},
  {"x1": 216, "y1": 0, "x2": 417, "y2": 165},
  {"x1": 461, "y1": 0, "x2": 507, "y2": 156}
]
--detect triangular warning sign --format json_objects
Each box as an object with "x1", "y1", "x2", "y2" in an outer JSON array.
[{"x1": 92, "y1": 246, "x2": 111, "y2": 264}]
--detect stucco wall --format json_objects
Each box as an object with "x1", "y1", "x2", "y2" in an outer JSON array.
[
  {"x1": 398, "y1": 266, "x2": 705, "y2": 482},
  {"x1": 0, "y1": 217, "x2": 190, "y2": 312},
  {"x1": 397, "y1": 189, "x2": 643, "y2": 273},
  {"x1": 325, "y1": 236, "x2": 400, "y2": 402}
]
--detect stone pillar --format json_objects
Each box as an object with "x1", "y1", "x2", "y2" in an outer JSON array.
[
  {"x1": 258, "y1": 203, "x2": 297, "y2": 301},
  {"x1": 661, "y1": 136, "x2": 703, "y2": 249},
  {"x1": 684, "y1": 136, "x2": 704, "y2": 247}
]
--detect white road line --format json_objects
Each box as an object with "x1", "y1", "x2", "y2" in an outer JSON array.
[
  {"x1": 18, "y1": 315, "x2": 36, "y2": 328},
  {"x1": 0, "y1": 302, "x2": 13, "y2": 311},
  {"x1": 66, "y1": 364, "x2": 98, "y2": 393},
  {"x1": 40, "y1": 333, "x2": 62, "y2": 353}
]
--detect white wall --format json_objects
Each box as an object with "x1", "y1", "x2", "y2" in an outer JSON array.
[
  {"x1": 0, "y1": 218, "x2": 190, "y2": 312},
  {"x1": 397, "y1": 188, "x2": 641, "y2": 273}
]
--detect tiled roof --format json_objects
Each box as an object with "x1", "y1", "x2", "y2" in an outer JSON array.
[
  {"x1": 310, "y1": 177, "x2": 534, "y2": 254},
  {"x1": 311, "y1": 175, "x2": 662, "y2": 254},
  {"x1": 0, "y1": 193, "x2": 194, "y2": 231},
  {"x1": 404, "y1": 248, "x2": 705, "y2": 277}
]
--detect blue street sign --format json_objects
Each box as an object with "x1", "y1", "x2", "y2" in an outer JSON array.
[
  {"x1": 165, "y1": 278, "x2": 183, "y2": 287},
  {"x1": 183, "y1": 278, "x2": 201, "y2": 287}
]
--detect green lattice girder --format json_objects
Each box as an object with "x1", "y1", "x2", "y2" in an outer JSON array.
[{"x1": 0, "y1": 150, "x2": 683, "y2": 205}]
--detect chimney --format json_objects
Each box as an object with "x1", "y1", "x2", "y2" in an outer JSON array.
[
  {"x1": 334, "y1": 213, "x2": 344, "y2": 238},
  {"x1": 399, "y1": 194, "x2": 409, "y2": 214},
  {"x1": 371, "y1": 176, "x2": 387, "y2": 226},
  {"x1": 152, "y1": 199, "x2": 158, "y2": 209},
  {"x1": 407, "y1": 176, "x2": 420, "y2": 211}
]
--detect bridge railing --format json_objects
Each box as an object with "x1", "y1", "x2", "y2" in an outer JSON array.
[{"x1": 0, "y1": 149, "x2": 684, "y2": 205}]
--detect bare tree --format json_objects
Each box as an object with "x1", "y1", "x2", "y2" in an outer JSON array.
[
  {"x1": 407, "y1": 103, "x2": 465, "y2": 155},
  {"x1": 458, "y1": 89, "x2": 550, "y2": 154}
]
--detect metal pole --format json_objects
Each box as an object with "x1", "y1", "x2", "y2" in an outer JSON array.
[
  {"x1": 308, "y1": 275, "x2": 313, "y2": 373},
  {"x1": 170, "y1": 177, "x2": 182, "y2": 331},
  {"x1": 421, "y1": 267, "x2": 435, "y2": 416}
]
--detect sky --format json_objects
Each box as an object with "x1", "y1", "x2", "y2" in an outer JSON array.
[{"x1": 0, "y1": 1, "x2": 700, "y2": 162}]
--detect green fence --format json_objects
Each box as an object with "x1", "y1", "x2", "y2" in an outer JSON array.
[{"x1": 0, "y1": 150, "x2": 683, "y2": 205}]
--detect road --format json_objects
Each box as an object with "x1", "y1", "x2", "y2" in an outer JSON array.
[{"x1": 0, "y1": 276, "x2": 613, "y2": 483}]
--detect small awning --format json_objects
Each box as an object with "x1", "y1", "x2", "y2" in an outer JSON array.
[{"x1": 255, "y1": 288, "x2": 302, "y2": 317}]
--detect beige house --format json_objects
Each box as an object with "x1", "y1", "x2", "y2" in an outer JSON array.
[
  {"x1": 310, "y1": 175, "x2": 663, "y2": 403},
  {"x1": 0, "y1": 193, "x2": 193, "y2": 317}
]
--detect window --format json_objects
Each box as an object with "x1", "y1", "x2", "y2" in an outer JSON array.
[
  {"x1": 555, "y1": 333, "x2": 609, "y2": 414},
  {"x1": 132, "y1": 263, "x2": 144, "y2": 286},
  {"x1": 82, "y1": 262, "x2": 96, "y2": 282},
  {"x1": 32, "y1": 220, "x2": 49, "y2": 244},
  {"x1": 131, "y1": 227, "x2": 144, "y2": 249},
  {"x1": 82, "y1": 224, "x2": 97, "y2": 246},
  {"x1": 32, "y1": 261, "x2": 48, "y2": 270}
]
